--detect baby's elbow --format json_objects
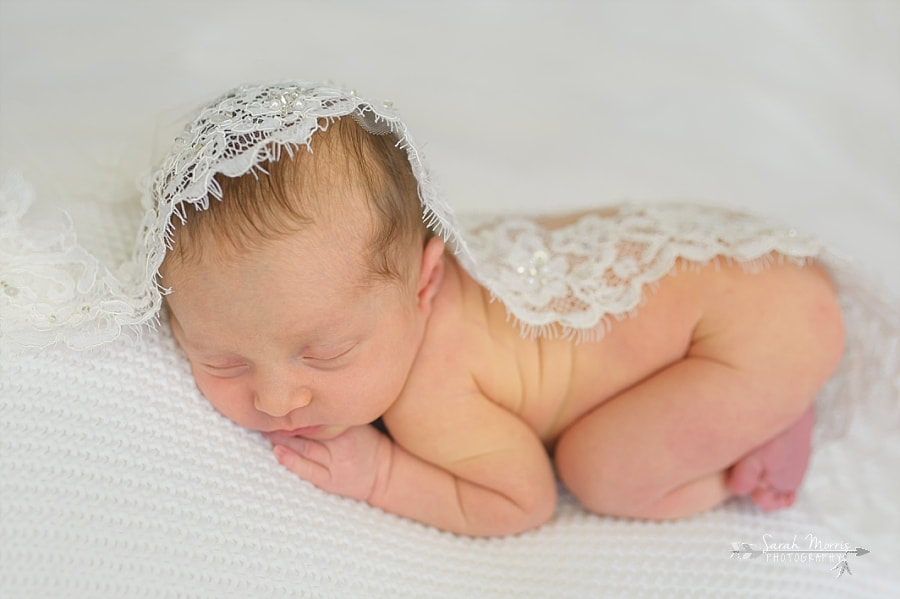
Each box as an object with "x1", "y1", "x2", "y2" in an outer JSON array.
[
  {"x1": 505, "y1": 479, "x2": 558, "y2": 536},
  {"x1": 476, "y1": 482, "x2": 557, "y2": 537},
  {"x1": 520, "y1": 484, "x2": 557, "y2": 532}
]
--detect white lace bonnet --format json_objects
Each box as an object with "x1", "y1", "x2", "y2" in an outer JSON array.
[{"x1": 1, "y1": 81, "x2": 476, "y2": 349}]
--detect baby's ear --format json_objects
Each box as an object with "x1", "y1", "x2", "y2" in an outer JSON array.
[{"x1": 416, "y1": 236, "x2": 445, "y2": 315}]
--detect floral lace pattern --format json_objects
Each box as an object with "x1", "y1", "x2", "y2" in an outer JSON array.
[
  {"x1": 0, "y1": 82, "x2": 893, "y2": 392},
  {"x1": 1, "y1": 173, "x2": 147, "y2": 348},
  {"x1": 462, "y1": 203, "x2": 822, "y2": 339},
  {"x1": 2, "y1": 82, "x2": 475, "y2": 349},
  {"x1": 2, "y1": 81, "x2": 898, "y2": 444},
  {"x1": 143, "y1": 81, "x2": 475, "y2": 311}
]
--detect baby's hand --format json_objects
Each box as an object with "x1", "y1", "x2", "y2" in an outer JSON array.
[{"x1": 265, "y1": 425, "x2": 392, "y2": 503}]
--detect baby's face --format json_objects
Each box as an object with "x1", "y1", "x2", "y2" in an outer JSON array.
[{"x1": 163, "y1": 221, "x2": 427, "y2": 441}]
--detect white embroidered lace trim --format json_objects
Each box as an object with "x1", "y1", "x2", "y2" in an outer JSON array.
[
  {"x1": 3, "y1": 171, "x2": 898, "y2": 446},
  {"x1": 1, "y1": 172, "x2": 147, "y2": 348},
  {"x1": 0, "y1": 173, "x2": 821, "y2": 349},
  {"x1": 2, "y1": 82, "x2": 477, "y2": 349},
  {"x1": 461, "y1": 203, "x2": 823, "y2": 341},
  {"x1": 1, "y1": 81, "x2": 898, "y2": 446},
  {"x1": 144, "y1": 82, "x2": 475, "y2": 304}
]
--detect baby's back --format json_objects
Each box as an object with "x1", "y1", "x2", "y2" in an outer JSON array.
[{"x1": 406, "y1": 249, "x2": 839, "y2": 448}]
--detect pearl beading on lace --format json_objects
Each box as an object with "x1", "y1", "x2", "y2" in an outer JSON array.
[
  {"x1": 516, "y1": 251, "x2": 552, "y2": 287},
  {"x1": 265, "y1": 88, "x2": 306, "y2": 116}
]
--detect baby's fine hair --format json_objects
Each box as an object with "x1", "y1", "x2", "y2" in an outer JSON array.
[{"x1": 164, "y1": 116, "x2": 429, "y2": 283}]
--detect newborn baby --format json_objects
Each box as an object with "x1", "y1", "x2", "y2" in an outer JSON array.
[{"x1": 158, "y1": 84, "x2": 843, "y2": 537}]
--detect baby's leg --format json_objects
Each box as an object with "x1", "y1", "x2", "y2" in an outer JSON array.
[
  {"x1": 727, "y1": 403, "x2": 814, "y2": 511},
  {"x1": 554, "y1": 357, "x2": 816, "y2": 519},
  {"x1": 554, "y1": 263, "x2": 843, "y2": 520}
]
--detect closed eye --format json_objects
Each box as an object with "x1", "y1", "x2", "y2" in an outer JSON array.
[
  {"x1": 201, "y1": 362, "x2": 249, "y2": 377},
  {"x1": 303, "y1": 344, "x2": 356, "y2": 363}
]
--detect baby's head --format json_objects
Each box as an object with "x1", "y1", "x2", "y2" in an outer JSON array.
[
  {"x1": 165, "y1": 116, "x2": 433, "y2": 285},
  {"x1": 161, "y1": 116, "x2": 447, "y2": 439}
]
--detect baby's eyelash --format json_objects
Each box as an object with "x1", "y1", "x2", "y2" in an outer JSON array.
[
  {"x1": 203, "y1": 362, "x2": 248, "y2": 373},
  {"x1": 303, "y1": 345, "x2": 355, "y2": 362}
]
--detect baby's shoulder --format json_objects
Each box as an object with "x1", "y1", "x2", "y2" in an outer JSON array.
[
  {"x1": 412, "y1": 255, "x2": 510, "y2": 376},
  {"x1": 390, "y1": 256, "x2": 525, "y2": 407},
  {"x1": 382, "y1": 270, "x2": 525, "y2": 448}
]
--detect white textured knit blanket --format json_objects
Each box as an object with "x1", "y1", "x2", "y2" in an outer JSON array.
[
  {"x1": 2, "y1": 182, "x2": 899, "y2": 598},
  {"x1": 3, "y1": 312, "x2": 899, "y2": 598}
]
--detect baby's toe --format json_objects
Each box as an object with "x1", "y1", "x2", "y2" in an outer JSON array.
[{"x1": 750, "y1": 487, "x2": 796, "y2": 512}]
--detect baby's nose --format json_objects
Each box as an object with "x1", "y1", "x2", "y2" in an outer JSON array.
[{"x1": 254, "y1": 385, "x2": 312, "y2": 417}]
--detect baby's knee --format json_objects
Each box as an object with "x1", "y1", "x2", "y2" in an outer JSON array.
[
  {"x1": 559, "y1": 465, "x2": 680, "y2": 519},
  {"x1": 555, "y1": 441, "x2": 660, "y2": 518},
  {"x1": 571, "y1": 485, "x2": 659, "y2": 519}
]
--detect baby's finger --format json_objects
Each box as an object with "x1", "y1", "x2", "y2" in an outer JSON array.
[
  {"x1": 272, "y1": 444, "x2": 331, "y2": 487},
  {"x1": 267, "y1": 434, "x2": 331, "y2": 465}
]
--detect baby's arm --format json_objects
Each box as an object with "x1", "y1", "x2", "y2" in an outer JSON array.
[{"x1": 269, "y1": 391, "x2": 556, "y2": 537}]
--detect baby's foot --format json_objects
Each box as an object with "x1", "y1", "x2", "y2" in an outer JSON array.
[{"x1": 726, "y1": 404, "x2": 815, "y2": 511}]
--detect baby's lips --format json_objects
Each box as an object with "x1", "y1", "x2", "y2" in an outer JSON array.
[{"x1": 265, "y1": 426, "x2": 324, "y2": 438}]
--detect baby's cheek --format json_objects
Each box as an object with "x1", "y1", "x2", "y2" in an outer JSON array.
[{"x1": 192, "y1": 372, "x2": 249, "y2": 422}]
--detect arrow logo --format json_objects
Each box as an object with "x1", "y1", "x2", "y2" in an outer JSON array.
[
  {"x1": 730, "y1": 542, "x2": 763, "y2": 559},
  {"x1": 730, "y1": 543, "x2": 869, "y2": 578}
]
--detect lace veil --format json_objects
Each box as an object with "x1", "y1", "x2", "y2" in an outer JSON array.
[
  {"x1": 2, "y1": 82, "x2": 476, "y2": 348},
  {"x1": 2, "y1": 81, "x2": 897, "y2": 442}
]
